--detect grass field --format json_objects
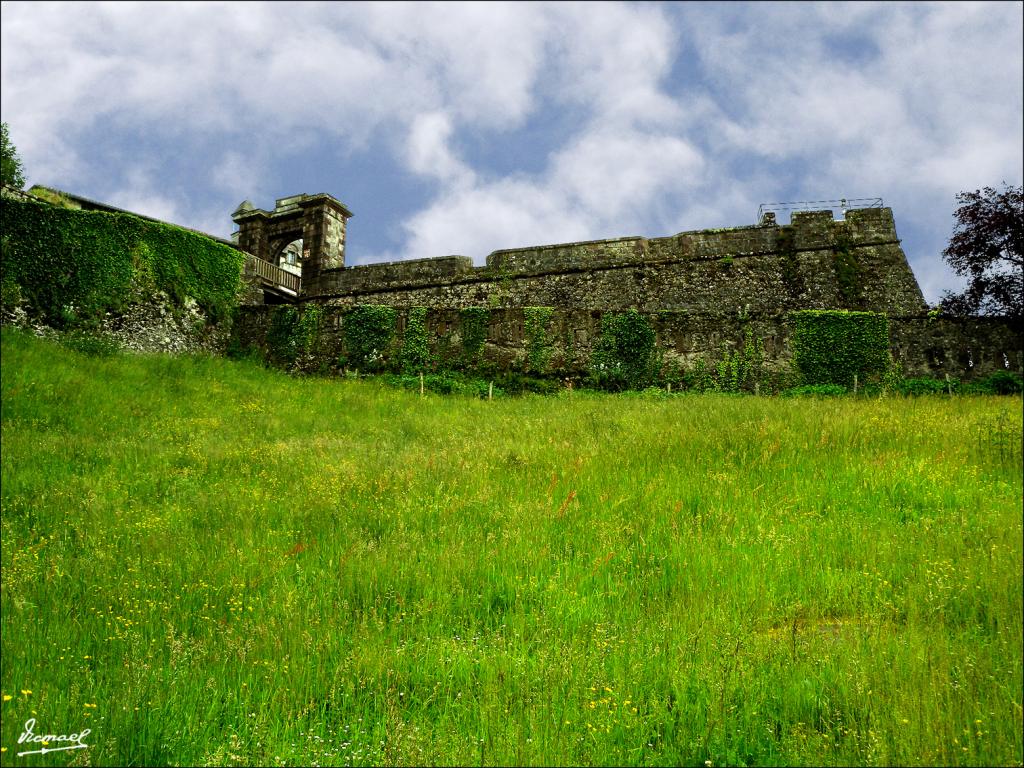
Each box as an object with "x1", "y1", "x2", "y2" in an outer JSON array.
[{"x1": 1, "y1": 326, "x2": 1021, "y2": 767}]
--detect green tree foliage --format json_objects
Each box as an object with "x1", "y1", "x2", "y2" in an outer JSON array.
[
  {"x1": 940, "y1": 183, "x2": 1023, "y2": 319},
  {"x1": 1, "y1": 122, "x2": 26, "y2": 189},
  {"x1": 790, "y1": 310, "x2": 890, "y2": 386}
]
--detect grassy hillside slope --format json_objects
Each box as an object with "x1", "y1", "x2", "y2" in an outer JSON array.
[{"x1": 1, "y1": 328, "x2": 1021, "y2": 766}]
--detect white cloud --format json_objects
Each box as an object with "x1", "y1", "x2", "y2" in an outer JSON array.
[
  {"x1": 106, "y1": 174, "x2": 183, "y2": 226},
  {"x1": 386, "y1": 178, "x2": 591, "y2": 263},
  {"x1": 375, "y1": 124, "x2": 705, "y2": 264},
  {"x1": 544, "y1": 2, "x2": 683, "y2": 128},
  {"x1": 353, "y1": 2, "x2": 550, "y2": 128},
  {"x1": 552, "y1": 129, "x2": 704, "y2": 222},
  {"x1": 405, "y1": 112, "x2": 475, "y2": 187},
  {"x1": 2, "y1": 1, "x2": 1021, "y2": 302},
  {"x1": 103, "y1": 165, "x2": 233, "y2": 239},
  {"x1": 678, "y1": 1, "x2": 1023, "y2": 299},
  {"x1": 211, "y1": 151, "x2": 263, "y2": 201},
  {"x1": 366, "y1": 2, "x2": 702, "y2": 261},
  {"x1": 686, "y1": 2, "x2": 1022, "y2": 181}
]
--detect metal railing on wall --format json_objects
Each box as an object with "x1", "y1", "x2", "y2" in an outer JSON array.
[{"x1": 757, "y1": 198, "x2": 883, "y2": 223}]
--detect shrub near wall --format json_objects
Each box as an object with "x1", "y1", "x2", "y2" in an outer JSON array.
[
  {"x1": 791, "y1": 309, "x2": 890, "y2": 386},
  {"x1": 0, "y1": 198, "x2": 244, "y2": 325}
]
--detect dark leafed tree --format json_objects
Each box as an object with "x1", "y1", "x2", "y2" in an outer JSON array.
[
  {"x1": 1, "y1": 121, "x2": 26, "y2": 189},
  {"x1": 939, "y1": 182, "x2": 1023, "y2": 319}
]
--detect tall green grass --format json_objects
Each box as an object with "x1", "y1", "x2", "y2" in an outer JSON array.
[{"x1": 1, "y1": 327, "x2": 1021, "y2": 766}]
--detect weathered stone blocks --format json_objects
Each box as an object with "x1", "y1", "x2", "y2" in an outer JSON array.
[
  {"x1": 231, "y1": 193, "x2": 353, "y2": 287},
  {"x1": 232, "y1": 202, "x2": 1021, "y2": 379}
]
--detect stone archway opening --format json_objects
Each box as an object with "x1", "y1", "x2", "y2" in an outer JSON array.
[
  {"x1": 232, "y1": 193, "x2": 353, "y2": 297},
  {"x1": 274, "y1": 238, "x2": 303, "y2": 277}
]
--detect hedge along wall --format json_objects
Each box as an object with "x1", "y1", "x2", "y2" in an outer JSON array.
[
  {"x1": 1, "y1": 198, "x2": 245, "y2": 325},
  {"x1": 790, "y1": 310, "x2": 891, "y2": 386}
]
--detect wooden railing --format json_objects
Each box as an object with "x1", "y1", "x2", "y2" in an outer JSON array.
[{"x1": 245, "y1": 256, "x2": 300, "y2": 294}]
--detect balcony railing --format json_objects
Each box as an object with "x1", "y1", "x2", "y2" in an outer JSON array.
[{"x1": 245, "y1": 256, "x2": 300, "y2": 295}]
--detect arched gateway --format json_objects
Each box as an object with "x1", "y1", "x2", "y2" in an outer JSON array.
[{"x1": 231, "y1": 193, "x2": 353, "y2": 296}]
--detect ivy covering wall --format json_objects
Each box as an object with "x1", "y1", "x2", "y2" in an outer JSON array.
[
  {"x1": 342, "y1": 304, "x2": 397, "y2": 372},
  {"x1": 790, "y1": 309, "x2": 890, "y2": 386},
  {"x1": 1, "y1": 198, "x2": 244, "y2": 325},
  {"x1": 400, "y1": 307, "x2": 430, "y2": 374},
  {"x1": 229, "y1": 303, "x2": 1019, "y2": 395},
  {"x1": 264, "y1": 305, "x2": 323, "y2": 368},
  {"x1": 460, "y1": 307, "x2": 490, "y2": 368},
  {"x1": 589, "y1": 309, "x2": 657, "y2": 390},
  {"x1": 523, "y1": 306, "x2": 554, "y2": 373}
]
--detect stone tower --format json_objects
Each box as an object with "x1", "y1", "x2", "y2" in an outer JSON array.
[{"x1": 231, "y1": 193, "x2": 353, "y2": 293}]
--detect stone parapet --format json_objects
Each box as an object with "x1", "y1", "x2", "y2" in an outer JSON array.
[
  {"x1": 315, "y1": 255, "x2": 475, "y2": 295},
  {"x1": 486, "y1": 236, "x2": 646, "y2": 274},
  {"x1": 300, "y1": 206, "x2": 924, "y2": 316}
]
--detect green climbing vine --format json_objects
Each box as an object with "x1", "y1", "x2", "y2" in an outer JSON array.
[
  {"x1": 790, "y1": 309, "x2": 890, "y2": 386},
  {"x1": 295, "y1": 305, "x2": 322, "y2": 357},
  {"x1": 589, "y1": 309, "x2": 657, "y2": 391},
  {"x1": 400, "y1": 307, "x2": 431, "y2": 374},
  {"x1": 0, "y1": 198, "x2": 243, "y2": 326},
  {"x1": 342, "y1": 304, "x2": 397, "y2": 372},
  {"x1": 777, "y1": 225, "x2": 804, "y2": 298},
  {"x1": 257, "y1": 304, "x2": 324, "y2": 369},
  {"x1": 266, "y1": 306, "x2": 300, "y2": 366},
  {"x1": 714, "y1": 327, "x2": 765, "y2": 393},
  {"x1": 460, "y1": 307, "x2": 490, "y2": 368},
  {"x1": 523, "y1": 306, "x2": 555, "y2": 373}
]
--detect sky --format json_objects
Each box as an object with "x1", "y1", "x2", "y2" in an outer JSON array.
[{"x1": 2, "y1": 1, "x2": 1022, "y2": 304}]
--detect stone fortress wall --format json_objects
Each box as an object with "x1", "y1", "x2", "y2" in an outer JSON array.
[
  {"x1": 305, "y1": 208, "x2": 926, "y2": 318},
  {"x1": 233, "y1": 197, "x2": 1022, "y2": 379}
]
